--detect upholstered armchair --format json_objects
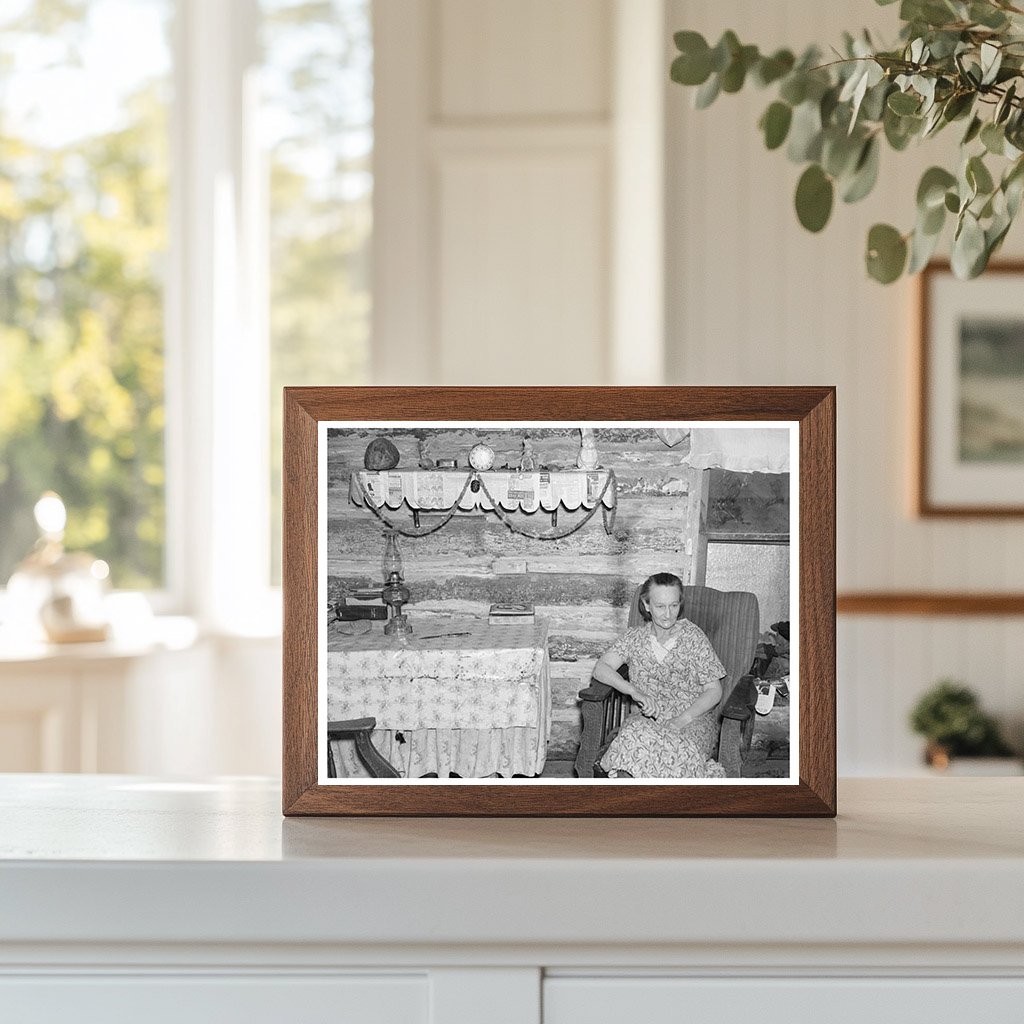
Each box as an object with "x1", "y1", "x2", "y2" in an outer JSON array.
[{"x1": 574, "y1": 585, "x2": 760, "y2": 778}]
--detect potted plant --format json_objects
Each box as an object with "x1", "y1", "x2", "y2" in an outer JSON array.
[
  {"x1": 670, "y1": 0, "x2": 1024, "y2": 283},
  {"x1": 909, "y1": 680, "x2": 1019, "y2": 772}
]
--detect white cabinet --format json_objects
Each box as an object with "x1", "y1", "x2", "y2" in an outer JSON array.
[
  {"x1": 544, "y1": 977, "x2": 1024, "y2": 1024},
  {"x1": 0, "y1": 627, "x2": 282, "y2": 776},
  {"x1": 0, "y1": 636, "x2": 210, "y2": 773},
  {"x1": 0, "y1": 975, "x2": 429, "y2": 1024},
  {"x1": 1, "y1": 777, "x2": 1022, "y2": 1023}
]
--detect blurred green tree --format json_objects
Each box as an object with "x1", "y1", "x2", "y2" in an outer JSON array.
[
  {"x1": 263, "y1": 0, "x2": 372, "y2": 581},
  {"x1": 0, "y1": 0, "x2": 170, "y2": 587}
]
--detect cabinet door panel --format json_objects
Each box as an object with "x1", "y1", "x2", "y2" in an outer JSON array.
[
  {"x1": 544, "y1": 977, "x2": 1024, "y2": 1024},
  {"x1": 0, "y1": 974, "x2": 427, "y2": 1024}
]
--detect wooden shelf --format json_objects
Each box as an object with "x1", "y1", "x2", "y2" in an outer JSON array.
[{"x1": 838, "y1": 592, "x2": 1024, "y2": 616}]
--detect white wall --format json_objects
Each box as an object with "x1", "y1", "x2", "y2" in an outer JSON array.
[
  {"x1": 100, "y1": 0, "x2": 1022, "y2": 779},
  {"x1": 373, "y1": 0, "x2": 616, "y2": 386},
  {"x1": 664, "y1": 0, "x2": 1024, "y2": 772}
]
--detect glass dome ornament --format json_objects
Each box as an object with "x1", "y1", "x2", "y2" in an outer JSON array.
[{"x1": 5, "y1": 492, "x2": 111, "y2": 644}]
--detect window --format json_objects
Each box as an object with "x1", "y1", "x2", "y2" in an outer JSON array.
[
  {"x1": 0, "y1": 0, "x2": 172, "y2": 589},
  {"x1": 261, "y1": 0, "x2": 372, "y2": 581},
  {"x1": 0, "y1": 0, "x2": 373, "y2": 614}
]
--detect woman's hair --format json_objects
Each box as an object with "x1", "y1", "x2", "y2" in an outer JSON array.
[{"x1": 637, "y1": 572, "x2": 685, "y2": 621}]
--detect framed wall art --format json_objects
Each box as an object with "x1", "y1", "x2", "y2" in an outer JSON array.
[
  {"x1": 282, "y1": 387, "x2": 836, "y2": 816},
  {"x1": 917, "y1": 261, "x2": 1024, "y2": 517}
]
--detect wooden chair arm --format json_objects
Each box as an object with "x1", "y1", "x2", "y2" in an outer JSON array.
[
  {"x1": 578, "y1": 682, "x2": 614, "y2": 702},
  {"x1": 720, "y1": 675, "x2": 758, "y2": 722},
  {"x1": 327, "y1": 717, "x2": 377, "y2": 733},
  {"x1": 575, "y1": 667, "x2": 632, "y2": 778},
  {"x1": 326, "y1": 717, "x2": 401, "y2": 779}
]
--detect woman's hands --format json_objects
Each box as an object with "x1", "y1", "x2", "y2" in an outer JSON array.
[
  {"x1": 632, "y1": 690, "x2": 660, "y2": 718},
  {"x1": 665, "y1": 710, "x2": 695, "y2": 732}
]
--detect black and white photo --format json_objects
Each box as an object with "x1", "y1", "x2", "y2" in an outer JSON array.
[{"x1": 318, "y1": 421, "x2": 797, "y2": 785}]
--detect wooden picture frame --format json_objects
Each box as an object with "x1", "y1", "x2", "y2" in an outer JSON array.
[
  {"x1": 283, "y1": 387, "x2": 836, "y2": 816},
  {"x1": 917, "y1": 261, "x2": 1024, "y2": 517}
]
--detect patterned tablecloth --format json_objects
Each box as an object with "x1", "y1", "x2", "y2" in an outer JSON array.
[{"x1": 327, "y1": 619, "x2": 551, "y2": 778}]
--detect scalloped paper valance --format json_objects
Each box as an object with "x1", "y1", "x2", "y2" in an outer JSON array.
[{"x1": 350, "y1": 469, "x2": 616, "y2": 514}]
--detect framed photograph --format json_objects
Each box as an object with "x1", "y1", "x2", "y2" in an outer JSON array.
[
  {"x1": 917, "y1": 261, "x2": 1024, "y2": 516},
  {"x1": 283, "y1": 387, "x2": 835, "y2": 816}
]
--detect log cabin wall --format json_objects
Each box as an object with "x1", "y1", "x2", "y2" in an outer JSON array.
[{"x1": 327, "y1": 426, "x2": 788, "y2": 763}]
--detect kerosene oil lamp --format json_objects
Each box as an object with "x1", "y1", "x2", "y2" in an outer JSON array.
[{"x1": 380, "y1": 529, "x2": 412, "y2": 636}]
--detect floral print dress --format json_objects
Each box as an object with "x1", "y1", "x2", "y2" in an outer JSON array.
[{"x1": 599, "y1": 620, "x2": 728, "y2": 779}]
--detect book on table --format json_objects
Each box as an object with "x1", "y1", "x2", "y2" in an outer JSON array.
[{"x1": 488, "y1": 603, "x2": 535, "y2": 625}]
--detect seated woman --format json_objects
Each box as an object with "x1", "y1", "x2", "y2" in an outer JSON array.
[{"x1": 591, "y1": 572, "x2": 727, "y2": 778}]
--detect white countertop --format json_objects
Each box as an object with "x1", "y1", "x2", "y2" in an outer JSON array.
[{"x1": 1, "y1": 776, "x2": 1022, "y2": 952}]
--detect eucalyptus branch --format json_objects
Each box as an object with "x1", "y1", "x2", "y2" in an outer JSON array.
[{"x1": 670, "y1": 1, "x2": 1024, "y2": 283}]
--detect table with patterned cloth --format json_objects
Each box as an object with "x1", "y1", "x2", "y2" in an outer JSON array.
[{"x1": 327, "y1": 619, "x2": 551, "y2": 778}]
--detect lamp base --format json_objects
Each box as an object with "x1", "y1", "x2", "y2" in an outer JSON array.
[{"x1": 384, "y1": 613, "x2": 412, "y2": 636}]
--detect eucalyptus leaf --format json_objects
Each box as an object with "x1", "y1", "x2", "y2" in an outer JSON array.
[
  {"x1": 884, "y1": 106, "x2": 921, "y2": 150},
  {"x1": 986, "y1": 213, "x2": 1012, "y2": 260},
  {"x1": 795, "y1": 164, "x2": 834, "y2": 232},
  {"x1": 1006, "y1": 172, "x2": 1024, "y2": 218},
  {"x1": 967, "y1": 154, "x2": 995, "y2": 195},
  {"x1": 921, "y1": 200, "x2": 946, "y2": 235},
  {"x1": 1003, "y1": 157, "x2": 1024, "y2": 216},
  {"x1": 710, "y1": 31, "x2": 740, "y2": 73},
  {"x1": 995, "y1": 82, "x2": 1017, "y2": 124},
  {"x1": 888, "y1": 90, "x2": 921, "y2": 115},
  {"x1": 760, "y1": 102, "x2": 793, "y2": 150},
  {"x1": 694, "y1": 73, "x2": 721, "y2": 109},
  {"x1": 721, "y1": 44, "x2": 758, "y2": 93},
  {"x1": 922, "y1": 103, "x2": 946, "y2": 137},
  {"x1": 820, "y1": 85, "x2": 841, "y2": 126},
  {"x1": 787, "y1": 100, "x2": 824, "y2": 162},
  {"x1": 970, "y1": 2, "x2": 1009, "y2": 30},
  {"x1": 861, "y1": 79, "x2": 892, "y2": 122},
  {"x1": 945, "y1": 191, "x2": 960, "y2": 213},
  {"x1": 981, "y1": 122, "x2": 1005, "y2": 155},
  {"x1": 866, "y1": 223, "x2": 908, "y2": 283},
  {"x1": 980, "y1": 42, "x2": 1003, "y2": 86},
  {"x1": 962, "y1": 115, "x2": 983, "y2": 145},
  {"x1": 842, "y1": 137, "x2": 881, "y2": 203},
  {"x1": 980, "y1": 42, "x2": 1002, "y2": 86},
  {"x1": 822, "y1": 128, "x2": 863, "y2": 178},
  {"x1": 942, "y1": 92, "x2": 974, "y2": 122},
  {"x1": 908, "y1": 221, "x2": 942, "y2": 273},
  {"x1": 754, "y1": 49, "x2": 795, "y2": 87},
  {"x1": 951, "y1": 211, "x2": 986, "y2": 278},
  {"x1": 779, "y1": 74, "x2": 807, "y2": 106},
  {"x1": 917, "y1": 166, "x2": 957, "y2": 210}
]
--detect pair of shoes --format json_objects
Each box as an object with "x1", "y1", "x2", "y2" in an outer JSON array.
[{"x1": 755, "y1": 683, "x2": 778, "y2": 716}]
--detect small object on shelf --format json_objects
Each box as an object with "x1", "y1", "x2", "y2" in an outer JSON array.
[
  {"x1": 488, "y1": 602, "x2": 535, "y2": 625},
  {"x1": 381, "y1": 530, "x2": 413, "y2": 635},
  {"x1": 435, "y1": 458, "x2": 458, "y2": 469},
  {"x1": 519, "y1": 439, "x2": 537, "y2": 472},
  {"x1": 5, "y1": 491, "x2": 111, "y2": 644},
  {"x1": 364, "y1": 437, "x2": 400, "y2": 471},
  {"x1": 576, "y1": 427, "x2": 599, "y2": 470},
  {"x1": 469, "y1": 442, "x2": 495, "y2": 471},
  {"x1": 417, "y1": 437, "x2": 434, "y2": 469},
  {"x1": 654, "y1": 427, "x2": 687, "y2": 447}
]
